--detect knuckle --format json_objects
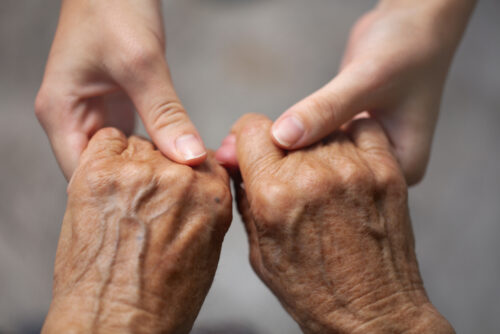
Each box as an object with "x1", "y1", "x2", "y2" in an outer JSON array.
[
  {"x1": 251, "y1": 181, "x2": 292, "y2": 227},
  {"x1": 293, "y1": 166, "x2": 331, "y2": 199},
  {"x1": 148, "y1": 101, "x2": 187, "y2": 131},
  {"x1": 326, "y1": 159, "x2": 376, "y2": 199},
  {"x1": 94, "y1": 127, "x2": 124, "y2": 141},
  {"x1": 34, "y1": 88, "x2": 79, "y2": 127},
  {"x1": 122, "y1": 136, "x2": 155, "y2": 160},
  {"x1": 119, "y1": 161, "x2": 155, "y2": 189},
  {"x1": 376, "y1": 165, "x2": 407, "y2": 198},
  {"x1": 335, "y1": 158, "x2": 371, "y2": 187},
  {"x1": 78, "y1": 159, "x2": 157, "y2": 203},
  {"x1": 159, "y1": 163, "x2": 195, "y2": 190},
  {"x1": 82, "y1": 159, "x2": 119, "y2": 195},
  {"x1": 123, "y1": 42, "x2": 162, "y2": 71},
  {"x1": 305, "y1": 96, "x2": 330, "y2": 124},
  {"x1": 253, "y1": 181, "x2": 288, "y2": 209},
  {"x1": 306, "y1": 92, "x2": 342, "y2": 125}
]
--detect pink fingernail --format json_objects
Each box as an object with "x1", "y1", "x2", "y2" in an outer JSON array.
[
  {"x1": 175, "y1": 134, "x2": 206, "y2": 161},
  {"x1": 272, "y1": 115, "x2": 305, "y2": 147}
]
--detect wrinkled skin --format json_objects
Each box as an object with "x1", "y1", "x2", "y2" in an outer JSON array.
[
  {"x1": 225, "y1": 114, "x2": 454, "y2": 333},
  {"x1": 42, "y1": 128, "x2": 232, "y2": 334}
]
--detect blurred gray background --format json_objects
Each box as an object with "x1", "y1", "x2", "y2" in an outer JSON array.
[{"x1": 0, "y1": 0, "x2": 499, "y2": 333}]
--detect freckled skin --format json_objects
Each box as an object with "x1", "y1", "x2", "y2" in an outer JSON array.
[
  {"x1": 231, "y1": 114, "x2": 454, "y2": 334},
  {"x1": 42, "y1": 128, "x2": 232, "y2": 334}
]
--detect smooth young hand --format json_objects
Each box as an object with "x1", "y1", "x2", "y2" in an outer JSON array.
[
  {"x1": 269, "y1": 1, "x2": 476, "y2": 185},
  {"x1": 35, "y1": 0, "x2": 206, "y2": 180}
]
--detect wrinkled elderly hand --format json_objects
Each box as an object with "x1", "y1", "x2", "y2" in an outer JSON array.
[
  {"x1": 224, "y1": 114, "x2": 453, "y2": 333},
  {"x1": 42, "y1": 128, "x2": 232, "y2": 334}
]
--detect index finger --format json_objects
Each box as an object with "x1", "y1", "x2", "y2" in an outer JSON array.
[{"x1": 232, "y1": 114, "x2": 285, "y2": 187}]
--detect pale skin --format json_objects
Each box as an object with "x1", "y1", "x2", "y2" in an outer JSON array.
[
  {"x1": 35, "y1": 0, "x2": 207, "y2": 181},
  {"x1": 219, "y1": 114, "x2": 454, "y2": 333},
  {"x1": 265, "y1": 0, "x2": 477, "y2": 185},
  {"x1": 36, "y1": 0, "x2": 475, "y2": 183},
  {"x1": 42, "y1": 128, "x2": 232, "y2": 334}
]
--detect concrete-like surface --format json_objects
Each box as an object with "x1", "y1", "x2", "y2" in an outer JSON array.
[{"x1": 0, "y1": 0, "x2": 499, "y2": 332}]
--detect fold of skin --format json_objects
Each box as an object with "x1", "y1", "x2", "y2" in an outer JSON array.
[{"x1": 42, "y1": 128, "x2": 232, "y2": 334}]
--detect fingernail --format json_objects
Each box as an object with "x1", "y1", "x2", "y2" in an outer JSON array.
[
  {"x1": 175, "y1": 134, "x2": 206, "y2": 161},
  {"x1": 272, "y1": 115, "x2": 305, "y2": 147}
]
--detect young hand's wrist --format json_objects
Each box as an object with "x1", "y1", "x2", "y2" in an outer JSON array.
[{"x1": 377, "y1": 0, "x2": 476, "y2": 43}]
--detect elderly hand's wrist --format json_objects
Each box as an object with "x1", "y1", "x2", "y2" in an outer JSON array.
[
  {"x1": 351, "y1": 302, "x2": 455, "y2": 334},
  {"x1": 299, "y1": 291, "x2": 454, "y2": 334},
  {"x1": 42, "y1": 297, "x2": 95, "y2": 334},
  {"x1": 42, "y1": 295, "x2": 169, "y2": 334}
]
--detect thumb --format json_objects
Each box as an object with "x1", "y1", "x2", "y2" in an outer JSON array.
[
  {"x1": 271, "y1": 68, "x2": 374, "y2": 150},
  {"x1": 121, "y1": 56, "x2": 206, "y2": 165}
]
